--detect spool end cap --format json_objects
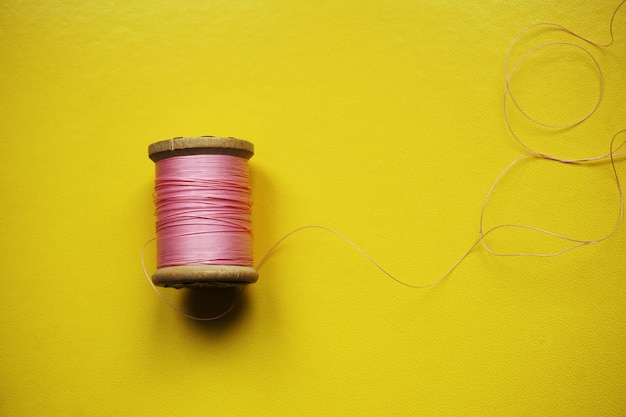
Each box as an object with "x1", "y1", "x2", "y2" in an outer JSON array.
[{"x1": 152, "y1": 265, "x2": 258, "y2": 289}]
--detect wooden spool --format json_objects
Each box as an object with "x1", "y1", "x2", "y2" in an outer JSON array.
[{"x1": 148, "y1": 136, "x2": 258, "y2": 288}]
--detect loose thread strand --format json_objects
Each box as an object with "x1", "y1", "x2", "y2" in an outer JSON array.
[{"x1": 256, "y1": 1, "x2": 626, "y2": 288}]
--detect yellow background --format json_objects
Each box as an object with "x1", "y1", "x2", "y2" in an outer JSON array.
[{"x1": 1, "y1": 1, "x2": 625, "y2": 415}]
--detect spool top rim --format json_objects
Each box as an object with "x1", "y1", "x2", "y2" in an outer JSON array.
[{"x1": 148, "y1": 136, "x2": 254, "y2": 162}]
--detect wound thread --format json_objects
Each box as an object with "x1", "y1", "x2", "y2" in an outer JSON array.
[{"x1": 155, "y1": 154, "x2": 253, "y2": 268}]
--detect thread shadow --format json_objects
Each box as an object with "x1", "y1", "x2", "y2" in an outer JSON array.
[{"x1": 181, "y1": 286, "x2": 249, "y2": 329}]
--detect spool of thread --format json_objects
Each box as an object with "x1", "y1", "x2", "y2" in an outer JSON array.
[{"x1": 148, "y1": 136, "x2": 258, "y2": 288}]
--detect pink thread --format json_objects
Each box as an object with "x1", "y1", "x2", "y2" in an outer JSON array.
[
  {"x1": 154, "y1": 154, "x2": 253, "y2": 268},
  {"x1": 143, "y1": 2, "x2": 626, "y2": 320}
]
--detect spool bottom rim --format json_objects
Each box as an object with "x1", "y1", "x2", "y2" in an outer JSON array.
[{"x1": 152, "y1": 265, "x2": 258, "y2": 289}]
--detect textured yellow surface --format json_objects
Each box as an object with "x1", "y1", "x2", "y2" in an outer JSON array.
[{"x1": 1, "y1": 1, "x2": 626, "y2": 415}]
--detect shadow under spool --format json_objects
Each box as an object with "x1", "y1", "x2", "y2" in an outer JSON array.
[{"x1": 148, "y1": 136, "x2": 259, "y2": 289}]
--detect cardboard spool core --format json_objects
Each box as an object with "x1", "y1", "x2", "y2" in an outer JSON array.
[{"x1": 148, "y1": 136, "x2": 258, "y2": 289}]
